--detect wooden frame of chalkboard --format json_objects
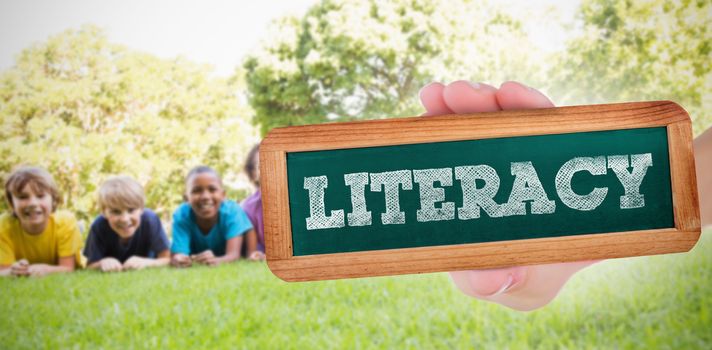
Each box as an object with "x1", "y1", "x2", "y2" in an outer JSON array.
[{"x1": 260, "y1": 101, "x2": 700, "y2": 282}]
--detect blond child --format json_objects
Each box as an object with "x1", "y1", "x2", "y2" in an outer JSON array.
[
  {"x1": 170, "y1": 166, "x2": 253, "y2": 267},
  {"x1": 0, "y1": 166, "x2": 84, "y2": 277},
  {"x1": 84, "y1": 176, "x2": 170, "y2": 272}
]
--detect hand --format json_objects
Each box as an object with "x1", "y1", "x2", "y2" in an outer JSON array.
[
  {"x1": 248, "y1": 251, "x2": 266, "y2": 261},
  {"x1": 123, "y1": 256, "x2": 152, "y2": 270},
  {"x1": 191, "y1": 250, "x2": 217, "y2": 266},
  {"x1": 420, "y1": 80, "x2": 599, "y2": 311},
  {"x1": 99, "y1": 257, "x2": 123, "y2": 272},
  {"x1": 171, "y1": 254, "x2": 192, "y2": 268},
  {"x1": 10, "y1": 259, "x2": 30, "y2": 277},
  {"x1": 27, "y1": 264, "x2": 55, "y2": 277}
]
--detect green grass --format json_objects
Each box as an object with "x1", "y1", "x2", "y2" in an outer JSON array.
[{"x1": 2, "y1": 232, "x2": 711, "y2": 349}]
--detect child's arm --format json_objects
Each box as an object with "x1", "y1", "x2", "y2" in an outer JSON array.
[
  {"x1": 170, "y1": 209, "x2": 193, "y2": 268},
  {"x1": 245, "y1": 229, "x2": 265, "y2": 260},
  {"x1": 694, "y1": 127, "x2": 712, "y2": 227},
  {"x1": 216, "y1": 236, "x2": 242, "y2": 264},
  {"x1": 88, "y1": 257, "x2": 123, "y2": 272},
  {"x1": 171, "y1": 253, "x2": 192, "y2": 268},
  {"x1": 25, "y1": 256, "x2": 75, "y2": 277},
  {"x1": 0, "y1": 264, "x2": 14, "y2": 276},
  {"x1": 0, "y1": 225, "x2": 29, "y2": 276},
  {"x1": 192, "y1": 236, "x2": 243, "y2": 266},
  {"x1": 2, "y1": 260, "x2": 28, "y2": 276},
  {"x1": 123, "y1": 250, "x2": 170, "y2": 270},
  {"x1": 85, "y1": 220, "x2": 123, "y2": 272}
]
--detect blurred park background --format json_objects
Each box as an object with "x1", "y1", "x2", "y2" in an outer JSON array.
[
  {"x1": 1, "y1": 0, "x2": 709, "y2": 225},
  {"x1": 0, "y1": 1, "x2": 710, "y2": 348}
]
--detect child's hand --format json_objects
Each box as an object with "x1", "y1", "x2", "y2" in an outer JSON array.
[
  {"x1": 171, "y1": 254, "x2": 192, "y2": 268},
  {"x1": 27, "y1": 264, "x2": 55, "y2": 277},
  {"x1": 10, "y1": 259, "x2": 30, "y2": 277},
  {"x1": 191, "y1": 250, "x2": 217, "y2": 266},
  {"x1": 99, "y1": 257, "x2": 123, "y2": 272},
  {"x1": 123, "y1": 256, "x2": 152, "y2": 270},
  {"x1": 248, "y1": 251, "x2": 266, "y2": 261},
  {"x1": 420, "y1": 80, "x2": 600, "y2": 311}
]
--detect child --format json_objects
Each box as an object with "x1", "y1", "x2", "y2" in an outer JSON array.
[
  {"x1": 84, "y1": 176, "x2": 170, "y2": 272},
  {"x1": 0, "y1": 166, "x2": 84, "y2": 277},
  {"x1": 241, "y1": 144, "x2": 266, "y2": 261},
  {"x1": 170, "y1": 166, "x2": 253, "y2": 267}
]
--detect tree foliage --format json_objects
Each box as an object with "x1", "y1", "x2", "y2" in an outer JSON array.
[
  {"x1": 243, "y1": 0, "x2": 543, "y2": 135},
  {"x1": 0, "y1": 26, "x2": 258, "y2": 223},
  {"x1": 551, "y1": 0, "x2": 711, "y2": 134}
]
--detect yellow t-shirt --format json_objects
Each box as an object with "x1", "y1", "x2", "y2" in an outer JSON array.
[{"x1": 0, "y1": 211, "x2": 85, "y2": 267}]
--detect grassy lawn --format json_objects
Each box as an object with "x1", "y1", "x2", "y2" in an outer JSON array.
[{"x1": 1, "y1": 231, "x2": 710, "y2": 349}]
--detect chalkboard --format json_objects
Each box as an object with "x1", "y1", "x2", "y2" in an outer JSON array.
[{"x1": 260, "y1": 101, "x2": 700, "y2": 281}]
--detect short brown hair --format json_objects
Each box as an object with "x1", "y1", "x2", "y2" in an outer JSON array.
[
  {"x1": 97, "y1": 176, "x2": 145, "y2": 211},
  {"x1": 4, "y1": 166, "x2": 61, "y2": 212},
  {"x1": 244, "y1": 144, "x2": 260, "y2": 184}
]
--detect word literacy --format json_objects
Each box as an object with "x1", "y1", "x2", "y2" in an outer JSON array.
[
  {"x1": 260, "y1": 101, "x2": 700, "y2": 281},
  {"x1": 303, "y1": 154, "x2": 652, "y2": 230}
]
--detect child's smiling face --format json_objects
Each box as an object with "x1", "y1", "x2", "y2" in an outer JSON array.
[
  {"x1": 11, "y1": 182, "x2": 53, "y2": 234},
  {"x1": 103, "y1": 206, "x2": 143, "y2": 240},
  {"x1": 186, "y1": 173, "x2": 225, "y2": 221}
]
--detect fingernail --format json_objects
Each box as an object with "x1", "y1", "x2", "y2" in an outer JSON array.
[
  {"x1": 419, "y1": 82, "x2": 443, "y2": 97},
  {"x1": 516, "y1": 81, "x2": 542, "y2": 94},
  {"x1": 491, "y1": 274, "x2": 515, "y2": 296},
  {"x1": 468, "y1": 81, "x2": 481, "y2": 89}
]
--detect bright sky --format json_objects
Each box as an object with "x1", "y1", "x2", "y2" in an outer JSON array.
[{"x1": 0, "y1": 0, "x2": 581, "y2": 77}]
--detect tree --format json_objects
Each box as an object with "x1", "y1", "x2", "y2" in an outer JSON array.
[
  {"x1": 0, "y1": 26, "x2": 258, "y2": 224},
  {"x1": 243, "y1": 0, "x2": 543, "y2": 135},
  {"x1": 551, "y1": 0, "x2": 711, "y2": 134}
]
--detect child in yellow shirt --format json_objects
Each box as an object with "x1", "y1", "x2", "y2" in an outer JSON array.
[{"x1": 0, "y1": 166, "x2": 84, "y2": 277}]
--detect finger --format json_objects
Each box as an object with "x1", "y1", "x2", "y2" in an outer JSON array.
[
  {"x1": 419, "y1": 82, "x2": 452, "y2": 116},
  {"x1": 449, "y1": 266, "x2": 527, "y2": 297},
  {"x1": 495, "y1": 81, "x2": 554, "y2": 110},
  {"x1": 12, "y1": 266, "x2": 28, "y2": 275},
  {"x1": 442, "y1": 81, "x2": 501, "y2": 114},
  {"x1": 12, "y1": 268, "x2": 29, "y2": 276}
]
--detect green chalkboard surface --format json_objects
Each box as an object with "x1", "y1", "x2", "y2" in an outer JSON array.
[{"x1": 287, "y1": 127, "x2": 673, "y2": 256}]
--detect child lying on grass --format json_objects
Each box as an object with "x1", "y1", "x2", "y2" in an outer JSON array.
[
  {"x1": 170, "y1": 166, "x2": 254, "y2": 267},
  {"x1": 84, "y1": 176, "x2": 170, "y2": 272},
  {"x1": 0, "y1": 166, "x2": 84, "y2": 277},
  {"x1": 241, "y1": 144, "x2": 266, "y2": 261}
]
